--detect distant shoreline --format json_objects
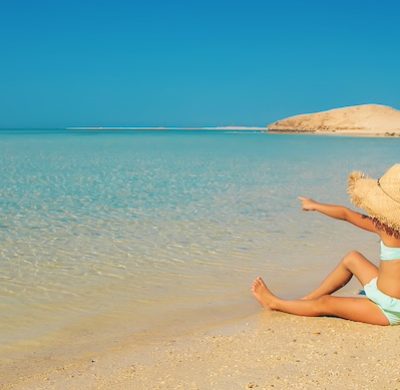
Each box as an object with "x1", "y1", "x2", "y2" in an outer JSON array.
[
  {"x1": 66, "y1": 126, "x2": 266, "y2": 131},
  {"x1": 267, "y1": 129, "x2": 400, "y2": 138}
]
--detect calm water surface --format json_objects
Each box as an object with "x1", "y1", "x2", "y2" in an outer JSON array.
[{"x1": 0, "y1": 129, "x2": 399, "y2": 358}]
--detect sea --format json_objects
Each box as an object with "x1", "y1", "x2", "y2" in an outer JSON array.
[{"x1": 0, "y1": 129, "x2": 399, "y2": 361}]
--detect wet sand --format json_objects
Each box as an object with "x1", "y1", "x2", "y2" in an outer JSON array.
[{"x1": 3, "y1": 308, "x2": 400, "y2": 390}]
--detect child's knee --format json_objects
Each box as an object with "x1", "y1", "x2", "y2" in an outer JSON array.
[{"x1": 342, "y1": 250, "x2": 363, "y2": 267}]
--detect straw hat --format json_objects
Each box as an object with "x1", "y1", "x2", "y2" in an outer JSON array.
[{"x1": 348, "y1": 164, "x2": 400, "y2": 231}]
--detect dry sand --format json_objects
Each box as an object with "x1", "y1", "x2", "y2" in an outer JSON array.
[
  {"x1": 3, "y1": 310, "x2": 400, "y2": 390},
  {"x1": 268, "y1": 104, "x2": 400, "y2": 137}
]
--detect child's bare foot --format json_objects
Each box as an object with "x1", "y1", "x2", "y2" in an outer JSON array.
[{"x1": 251, "y1": 277, "x2": 278, "y2": 310}]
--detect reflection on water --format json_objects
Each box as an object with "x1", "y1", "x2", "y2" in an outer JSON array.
[{"x1": 0, "y1": 130, "x2": 398, "y2": 356}]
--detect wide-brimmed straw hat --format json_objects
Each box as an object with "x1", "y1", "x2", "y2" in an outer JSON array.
[{"x1": 348, "y1": 164, "x2": 400, "y2": 231}]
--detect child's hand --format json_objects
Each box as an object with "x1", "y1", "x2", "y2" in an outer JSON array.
[{"x1": 298, "y1": 196, "x2": 319, "y2": 211}]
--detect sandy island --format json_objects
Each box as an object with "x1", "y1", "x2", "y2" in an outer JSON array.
[
  {"x1": 3, "y1": 309, "x2": 400, "y2": 389},
  {"x1": 268, "y1": 104, "x2": 400, "y2": 137}
]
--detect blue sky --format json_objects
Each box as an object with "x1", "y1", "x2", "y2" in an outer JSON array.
[{"x1": 1, "y1": 0, "x2": 399, "y2": 127}]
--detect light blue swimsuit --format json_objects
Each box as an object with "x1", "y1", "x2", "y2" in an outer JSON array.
[{"x1": 364, "y1": 241, "x2": 400, "y2": 325}]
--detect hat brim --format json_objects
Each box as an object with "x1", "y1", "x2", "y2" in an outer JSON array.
[{"x1": 348, "y1": 171, "x2": 400, "y2": 231}]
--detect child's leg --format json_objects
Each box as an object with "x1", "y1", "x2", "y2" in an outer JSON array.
[
  {"x1": 302, "y1": 251, "x2": 378, "y2": 300},
  {"x1": 252, "y1": 277, "x2": 388, "y2": 326}
]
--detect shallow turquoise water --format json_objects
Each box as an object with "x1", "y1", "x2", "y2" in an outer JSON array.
[{"x1": 0, "y1": 129, "x2": 399, "y2": 355}]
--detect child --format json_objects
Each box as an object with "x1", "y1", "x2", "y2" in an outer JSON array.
[{"x1": 252, "y1": 164, "x2": 400, "y2": 326}]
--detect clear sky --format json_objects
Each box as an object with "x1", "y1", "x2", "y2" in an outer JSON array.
[{"x1": 1, "y1": 0, "x2": 399, "y2": 128}]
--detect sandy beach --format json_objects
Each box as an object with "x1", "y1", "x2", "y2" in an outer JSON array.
[{"x1": 3, "y1": 308, "x2": 400, "y2": 390}]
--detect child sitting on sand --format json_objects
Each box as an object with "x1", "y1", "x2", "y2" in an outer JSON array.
[{"x1": 252, "y1": 164, "x2": 400, "y2": 326}]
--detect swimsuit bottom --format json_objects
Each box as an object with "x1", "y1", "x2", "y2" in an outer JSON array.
[{"x1": 364, "y1": 277, "x2": 400, "y2": 326}]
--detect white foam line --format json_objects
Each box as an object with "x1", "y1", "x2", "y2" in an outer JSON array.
[{"x1": 66, "y1": 126, "x2": 266, "y2": 131}]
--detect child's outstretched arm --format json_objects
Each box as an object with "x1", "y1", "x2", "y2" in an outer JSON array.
[{"x1": 298, "y1": 196, "x2": 378, "y2": 234}]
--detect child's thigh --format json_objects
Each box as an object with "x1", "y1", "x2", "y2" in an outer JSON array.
[{"x1": 321, "y1": 296, "x2": 389, "y2": 326}]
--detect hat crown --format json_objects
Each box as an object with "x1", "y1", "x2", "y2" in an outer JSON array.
[{"x1": 379, "y1": 164, "x2": 400, "y2": 203}]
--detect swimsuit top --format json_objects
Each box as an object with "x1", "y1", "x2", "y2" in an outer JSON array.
[{"x1": 380, "y1": 241, "x2": 400, "y2": 261}]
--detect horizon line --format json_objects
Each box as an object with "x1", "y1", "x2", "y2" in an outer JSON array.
[
  {"x1": 0, "y1": 125, "x2": 267, "y2": 131},
  {"x1": 66, "y1": 126, "x2": 267, "y2": 131}
]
